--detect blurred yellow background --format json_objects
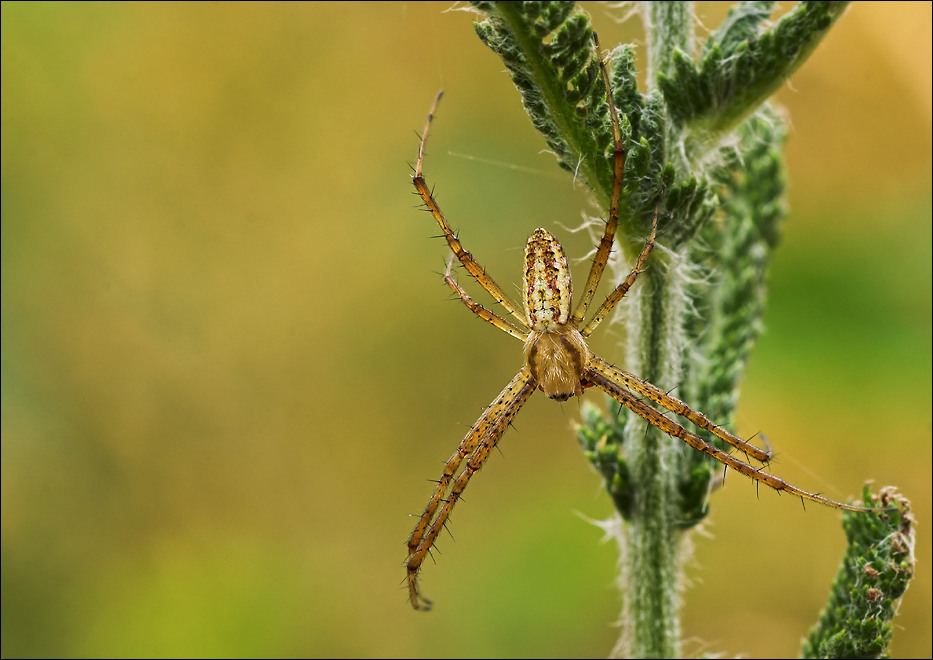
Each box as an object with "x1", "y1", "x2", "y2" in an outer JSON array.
[{"x1": 2, "y1": 2, "x2": 929, "y2": 658}]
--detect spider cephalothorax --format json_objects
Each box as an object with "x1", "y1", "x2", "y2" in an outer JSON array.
[{"x1": 405, "y1": 33, "x2": 878, "y2": 612}]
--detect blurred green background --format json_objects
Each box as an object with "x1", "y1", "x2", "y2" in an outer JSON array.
[{"x1": 2, "y1": 2, "x2": 929, "y2": 658}]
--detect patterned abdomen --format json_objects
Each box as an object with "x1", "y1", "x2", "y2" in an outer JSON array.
[{"x1": 523, "y1": 228, "x2": 572, "y2": 331}]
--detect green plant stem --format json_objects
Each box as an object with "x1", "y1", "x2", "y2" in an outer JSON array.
[
  {"x1": 614, "y1": 5, "x2": 693, "y2": 657},
  {"x1": 644, "y1": 0, "x2": 693, "y2": 91},
  {"x1": 618, "y1": 257, "x2": 690, "y2": 659}
]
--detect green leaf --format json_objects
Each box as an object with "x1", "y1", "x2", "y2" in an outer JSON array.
[
  {"x1": 659, "y1": 1, "x2": 851, "y2": 144},
  {"x1": 800, "y1": 487, "x2": 915, "y2": 660}
]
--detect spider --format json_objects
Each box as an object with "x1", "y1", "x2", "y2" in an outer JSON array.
[{"x1": 406, "y1": 33, "x2": 877, "y2": 612}]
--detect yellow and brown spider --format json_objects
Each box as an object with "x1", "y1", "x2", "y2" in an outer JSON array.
[{"x1": 406, "y1": 34, "x2": 876, "y2": 612}]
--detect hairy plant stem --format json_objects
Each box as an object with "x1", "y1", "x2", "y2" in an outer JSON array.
[
  {"x1": 618, "y1": 257, "x2": 689, "y2": 659},
  {"x1": 612, "y1": 5, "x2": 693, "y2": 657},
  {"x1": 643, "y1": 0, "x2": 694, "y2": 89}
]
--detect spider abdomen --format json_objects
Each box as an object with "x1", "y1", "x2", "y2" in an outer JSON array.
[{"x1": 523, "y1": 228, "x2": 572, "y2": 331}]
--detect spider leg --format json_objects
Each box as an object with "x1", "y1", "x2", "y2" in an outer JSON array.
[
  {"x1": 581, "y1": 208, "x2": 658, "y2": 338},
  {"x1": 571, "y1": 33, "x2": 626, "y2": 326},
  {"x1": 406, "y1": 368, "x2": 532, "y2": 556},
  {"x1": 407, "y1": 368, "x2": 536, "y2": 610},
  {"x1": 589, "y1": 354, "x2": 772, "y2": 462},
  {"x1": 413, "y1": 92, "x2": 527, "y2": 325},
  {"x1": 585, "y1": 367, "x2": 881, "y2": 513},
  {"x1": 444, "y1": 253, "x2": 530, "y2": 341}
]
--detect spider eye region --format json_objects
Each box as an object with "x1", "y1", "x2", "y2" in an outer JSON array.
[{"x1": 523, "y1": 228, "x2": 572, "y2": 331}]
